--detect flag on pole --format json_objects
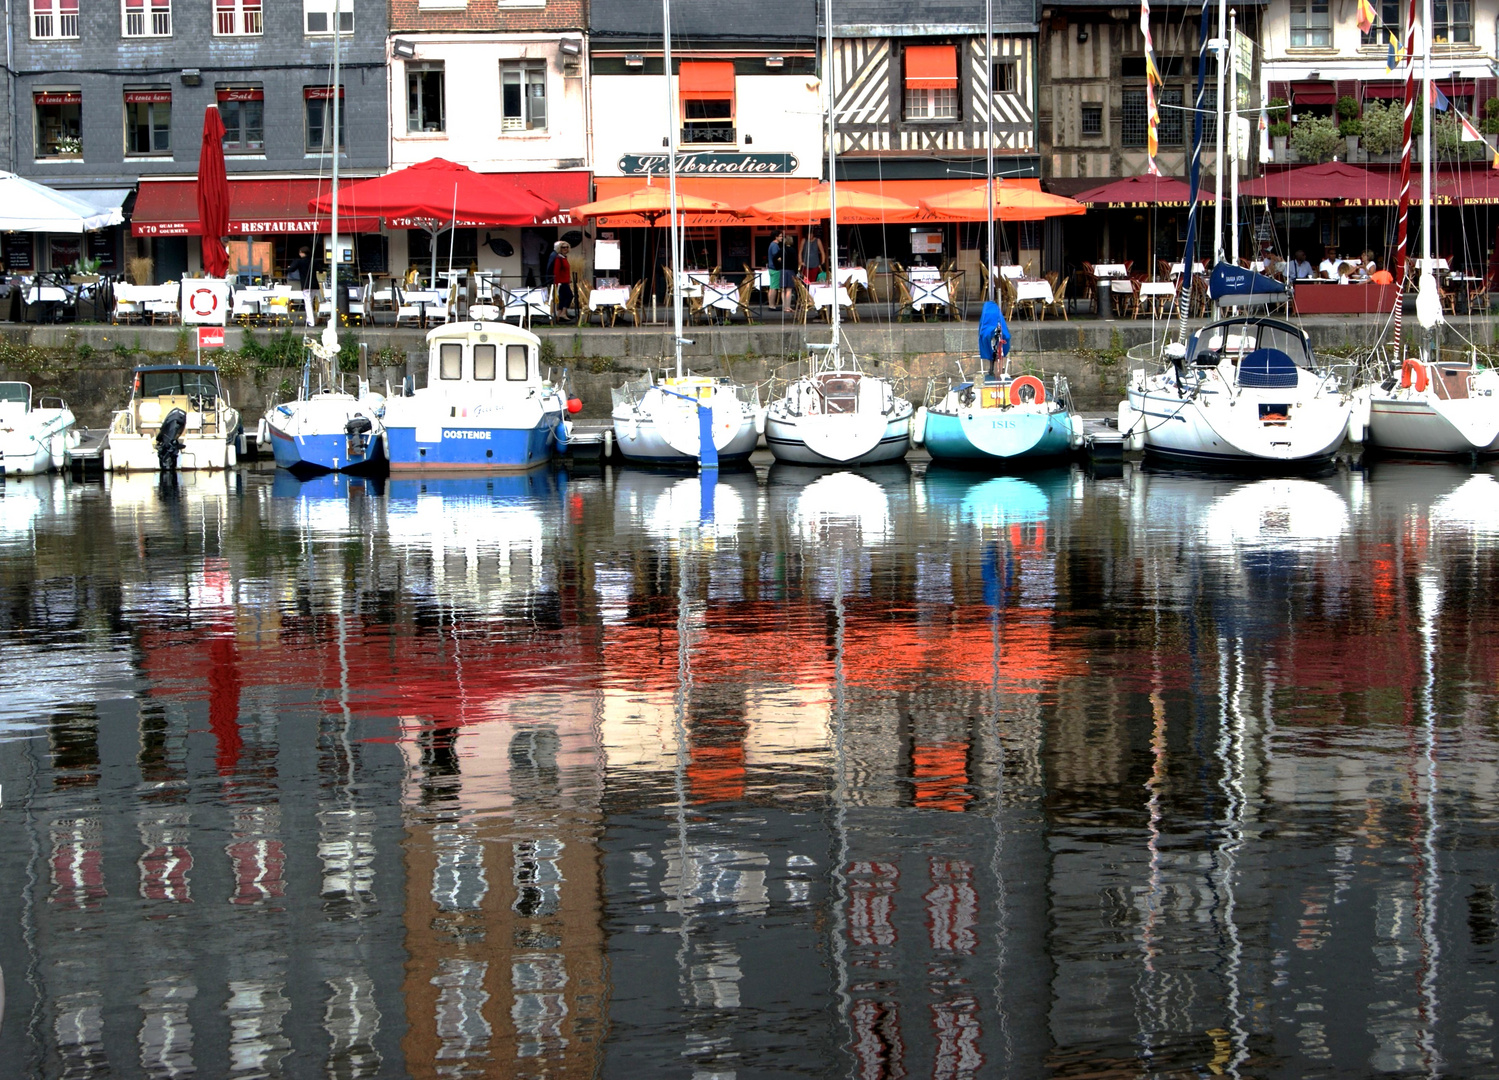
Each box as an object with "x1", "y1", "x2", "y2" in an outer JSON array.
[
  {"x1": 1433, "y1": 85, "x2": 1451, "y2": 112},
  {"x1": 1461, "y1": 113, "x2": 1484, "y2": 142},
  {"x1": 1386, "y1": 29, "x2": 1401, "y2": 70},
  {"x1": 1356, "y1": 0, "x2": 1376, "y2": 34},
  {"x1": 1141, "y1": 0, "x2": 1161, "y2": 176}
]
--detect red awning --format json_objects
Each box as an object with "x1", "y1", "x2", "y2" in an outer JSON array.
[
  {"x1": 1362, "y1": 83, "x2": 1403, "y2": 98},
  {"x1": 1073, "y1": 174, "x2": 1203, "y2": 207},
  {"x1": 1292, "y1": 83, "x2": 1336, "y2": 105},
  {"x1": 132, "y1": 177, "x2": 380, "y2": 236},
  {"x1": 905, "y1": 45, "x2": 958, "y2": 89},
  {"x1": 1437, "y1": 167, "x2": 1499, "y2": 205},
  {"x1": 679, "y1": 62, "x2": 734, "y2": 97},
  {"x1": 309, "y1": 158, "x2": 558, "y2": 227},
  {"x1": 1241, "y1": 161, "x2": 1396, "y2": 205},
  {"x1": 387, "y1": 170, "x2": 591, "y2": 228}
]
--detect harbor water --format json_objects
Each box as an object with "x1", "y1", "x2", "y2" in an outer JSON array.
[{"x1": 2, "y1": 457, "x2": 1498, "y2": 1078}]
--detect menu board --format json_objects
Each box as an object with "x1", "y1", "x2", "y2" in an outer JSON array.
[
  {"x1": 3, "y1": 233, "x2": 33, "y2": 271},
  {"x1": 88, "y1": 230, "x2": 117, "y2": 269}
]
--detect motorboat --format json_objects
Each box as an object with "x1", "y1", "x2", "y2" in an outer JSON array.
[
  {"x1": 919, "y1": 302, "x2": 1082, "y2": 466},
  {"x1": 0, "y1": 381, "x2": 77, "y2": 475},
  {"x1": 1119, "y1": 315, "x2": 1351, "y2": 469},
  {"x1": 612, "y1": 373, "x2": 761, "y2": 467},
  {"x1": 101, "y1": 365, "x2": 242, "y2": 472},
  {"x1": 381, "y1": 320, "x2": 573, "y2": 472},
  {"x1": 264, "y1": 386, "x2": 387, "y2": 475}
]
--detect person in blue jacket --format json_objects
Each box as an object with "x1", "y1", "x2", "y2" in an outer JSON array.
[{"x1": 978, "y1": 299, "x2": 1011, "y2": 378}]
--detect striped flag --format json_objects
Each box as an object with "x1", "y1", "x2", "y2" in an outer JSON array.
[
  {"x1": 1141, "y1": 0, "x2": 1161, "y2": 176},
  {"x1": 1357, "y1": 0, "x2": 1376, "y2": 33},
  {"x1": 1386, "y1": 29, "x2": 1401, "y2": 71},
  {"x1": 1461, "y1": 113, "x2": 1484, "y2": 142}
]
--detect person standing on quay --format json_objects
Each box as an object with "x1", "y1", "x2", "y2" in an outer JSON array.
[
  {"x1": 287, "y1": 245, "x2": 318, "y2": 327},
  {"x1": 548, "y1": 241, "x2": 575, "y2": 318},
  {"x1": 767, "y1": 230, "x2": 785, "y2": 311},
  {"x1": 801, "y1": 227, "x2": 826, "y2": 283}
]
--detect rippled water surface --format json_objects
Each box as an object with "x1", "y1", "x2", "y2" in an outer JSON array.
[{"x1": 3, "y1": 458, "x2": 1499, "y2": 1079}]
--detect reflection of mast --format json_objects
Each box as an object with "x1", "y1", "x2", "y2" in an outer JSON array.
[
  {"x1": 986, "y1": 538, "x2": 1013, "y2": 1068},
  {"x1": 829, "y1": 544, "x2": 853, "y2": 1072},
  {"x1": 1415, "y1": 573, "x2": 1442, "y2": 1077},
  {"x1": 1214, "y1": 635, "x2": 1248, "y2": 1078}
]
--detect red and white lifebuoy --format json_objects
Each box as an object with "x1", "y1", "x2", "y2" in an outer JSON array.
[
  {"x1": 1400, "y1": 358, "x2": 1428, "y2": 393},
  {"x1": 1008, "y1": 374, "x2": 1047, "y2": 405},
  {"x1": 188, "y1": 287, "x2": 220, "y2": 318}
]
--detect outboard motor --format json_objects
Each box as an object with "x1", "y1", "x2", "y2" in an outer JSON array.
[
  {"x1": 345, "y1": 414, "x2": 373, "y2": 460},
  {"x1": 156, "y1": 408, "x2": 188, "y2": 472}
]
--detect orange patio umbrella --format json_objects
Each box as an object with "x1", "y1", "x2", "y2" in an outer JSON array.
[
  {"x1": 919, "y1": 182, "x2": 1087, "y2": 222},
  {"x1": 744, "y1": 183, "x2": 923, "y2": 225},
  {"x1": 571, "y1": 186, "x2": 741, "y2": 226}
]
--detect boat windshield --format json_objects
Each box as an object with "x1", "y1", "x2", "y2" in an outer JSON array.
[
  {"x1": 140, "y1": 370, "x2": 221, "y2": 399},
  {"x1": 0, "y1": 382, "x2": 30, "y2": 406},
  {"x1": 1187, "y1": 321, "x2": 1313, "y2": 370}
]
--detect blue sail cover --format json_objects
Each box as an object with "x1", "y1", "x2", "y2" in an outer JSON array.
[
  {"x1": 1210, "y1": 263, "x2": 1287, "y2": 307},
  {"x1": 978, "y1": 300, "x2": 1010, "y2": 361}
]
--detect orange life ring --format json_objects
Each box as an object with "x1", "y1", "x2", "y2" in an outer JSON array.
[
  {"x1": 188, "y1": 287, "x2": 219, "y2": 318},
  {"x1": 1009, "y1": 374, "x2": 1047, "y2": 405},
  {"x1": 1400, "y1": 358, "x2": 1428, "y2": 393}
]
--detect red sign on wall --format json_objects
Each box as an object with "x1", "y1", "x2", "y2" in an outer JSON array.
[{"x1": 197, "y1": 326, "x2": 225, "y2": 349}]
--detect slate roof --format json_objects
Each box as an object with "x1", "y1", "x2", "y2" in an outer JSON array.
[
  {"x1": 591, "y1": 0, "x2": 817, "y2": 40},
  {"x1": 830, "y1": 0, "x2": 1037, "y2": 34}
]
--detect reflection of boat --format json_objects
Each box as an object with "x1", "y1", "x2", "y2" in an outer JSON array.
[
  {"x1": 921, "y1": 464, "x2": 1063, "y2": 528},
  {"x1": 265, "y1": 387, "x2": 387, "y2": 476},
  {"x1": 268, "y1": 469, "x2": 385, "y2": 536},
  {"x1": 0, "y1": 474, "x2": 62, "y2": 539},
  {"x1": 780, "y1": 468, "x2": 896, "y2": 547},
  {"x1": 0, "y1": 381, "x2": 77, "y2": 475},
  {"x1": 1197, "y1": 477, "x2": 1350, "y2": 552},
  {"x1": 384, "y1": 472, "x2": 559, "y2": 554},
  {"x1": 102, "y1": 365, "x2": 243, "y2": 472},
  {"x1": 1122, "y1": 316, "x2": 1351, "y2": 469},
  {"x1": 612, "y1": 465, "x2": 758, "y2": 541},
  {"x1": 382, "y1": 322, "x2": 570, "y2": 472}
]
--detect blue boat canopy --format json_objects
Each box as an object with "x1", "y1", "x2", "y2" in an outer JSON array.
[{"x1": 1209, "y1": 263, "x2": 1286, "y2": 308}]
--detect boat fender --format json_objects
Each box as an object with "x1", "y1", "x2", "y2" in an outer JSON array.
[
  {"x1": 1010, "y1": 375, "x2": 1046, "y2": 405},
  {"x1": 1069, "y1": 413, "x2": 1085, "y2": 449},
  {"x1": 911, "y1": 405, "x2": 928, "y2": 446},
  {"x1": 556, "y1": 419, "x2": 570, "y2": 451},
  {"x1": 603, "y1": 428, "x2": 614, "y2": 459},
  {"x1": 1347, "y1": 412, "x2": 1365, "y2": 445},
  {"x1": 567, "y1": 397, "x2": 583, "y2": 414},
  {"x1": 755, "y1": 406, "x2": 767, "y2": 437},
  {"x1": 226, "y1": 441, "x2": 238, "y2": 468},
  {"x1": 1400, "y1": 358, "x2": 1428, "y2": 393},
  {"x1": 102, "y1": 448, "x2": 113, "y2": 473}
]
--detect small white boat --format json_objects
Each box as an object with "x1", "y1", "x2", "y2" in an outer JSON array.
[
  {"x1": 1120, "y1": 315, "x2": 1351, "y2": 469},
  {"x1": 0, "y1": 381, "x2": 77, "y2": 475},
  {"x1": 1362, "y1": 356, "x2": 1499, "y2": 457},
  {"x1": 381, "y1": 321, "x2": 572, "y2": 472},
  {"x1": 102, "y1": 365, "x2": 242, "y2": 472},
  {"x1": 766, "y1": 350, "x2": 911, "y2": 466},
  {"x1": 264, "y1": 386, "x2": 386, "y2": 475},
  {"x1": 612, "y1": 372, "x2": 761, "y2": 467}
]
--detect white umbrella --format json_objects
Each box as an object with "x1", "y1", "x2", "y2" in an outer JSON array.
[{"x1": 0, "y1": 171, "x2": 123, "y2": 232}]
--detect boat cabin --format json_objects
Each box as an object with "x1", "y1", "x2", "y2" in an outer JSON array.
[
  {"x1": 1186, "y1": 317, "x2": 1318, "y2": 386},
  {"x1": 126, "y1": 365, "x2": 229, "y2": 436},
  {"x1": 0, "y1": 382, "x2": 33, "y2": 416},
  {"x1": 425, "y1": 322, "x2": 543, "y2": 394}
]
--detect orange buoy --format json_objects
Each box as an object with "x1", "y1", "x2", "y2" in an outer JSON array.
[
  {"x1": 567, "y1": 397, "x2": 583, "y2": 414},
  {"x1": 1009, "y1": 374, "x2": 1047, "y2": 405}
]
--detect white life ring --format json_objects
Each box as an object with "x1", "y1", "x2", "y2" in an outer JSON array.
[{"x1": 188, "y1": 287, "x2": 220, "y2": 318}]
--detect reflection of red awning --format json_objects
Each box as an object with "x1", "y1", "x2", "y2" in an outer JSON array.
[{"x1": 131, "y1": 177, "x2": 380, "y2": 236}]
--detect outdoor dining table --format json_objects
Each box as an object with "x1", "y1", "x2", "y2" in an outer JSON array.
[
  {"x1": 402, "y1": 289, "x2": 448, "y2": 328},
  {"x1": 588, "y1": 285, "x2": 632, "y2": 324},
  {"x1": 1091, "y1": 263, "x2": 1129, "y2": 318},
  {"x1": 502, "y1": 286, "x2": 552, "y2": 324},
  {"x1": 1014, "y1": 279, "x2": 1054, "y2": 304},
  {"x1": 1138, "y1": 280, "x2": 1177, "y2": 317},
  {"x1": 896, "y1": 271, "x2": 955, "y2": 319},
  {"x1": 697, "y1": 279, "x2": 741, "y2": 321},
  {"x1": 808, "y1": 282, "x2": 853, "y2": 315},
  {"x1": 24, "y1": 283, "x2": 73, "y2": 323}
]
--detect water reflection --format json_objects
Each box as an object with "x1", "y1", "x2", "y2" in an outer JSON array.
[{"x1": 3, "y1": 459, "x2": 1499, "y2": 1076}]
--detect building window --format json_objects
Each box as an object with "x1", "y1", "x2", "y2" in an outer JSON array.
[
  {"x1": 125, "y1": 89, "x2": 172, "y2": 155},
  {"x1": 904, "y1": 44, "x2": 959, "y2": 121},
  {"x1": 407, "y1": 63, "x2": 445, "y2": 133},
  {"x1": 1290, "y1": 0, "x2": 1332, "y2": 47},
  {"x1": 680, "y1": 61, "x2": 735, "y2": 144},
  {"x1": 303, "y1": 0, "x2": 352, "y2": 35},
  {"x1": 305, "y1": 86, "x2": 346, "y2": 153},
  {"x1": 501, "y1": 61, "x2": 547, "y2": 133},
  {"x1": 992, "y1": 60, "x2": 1018, "y2": 95},
  {"x1": 123, "y1": 0, "x2": 171, "y2": 37},
  {"x1": 32, "y1": 0, "x2": 79, "y2": 39},
  {"x1": 1081, "y1": 104, "x2": 1102, "y2": 135},
  {"x1": 1432, "y1": 0, "x2": 1472, "y2": 42},
  {"x1": 1361, "y1": 0, "x2": 1400, "y2": 43},
  {"x1": 218, "y1": 86, "x2": 264, "y2": 153},
  {"x1": 1158, "y1": 88, "x2": 1184, "y2": 145},
  {"x1": 215, "y1": 0, "x2": 262, "y2": 35},
  {"x1": 35, "y1": 91, "x2": 82, "y2": 157},
  {"x1": 1121, "y1": 89, "x2": 1146, "y2": 147}
]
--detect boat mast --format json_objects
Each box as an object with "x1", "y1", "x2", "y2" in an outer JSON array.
[
  {"x1": 825, "y1": 0, "x2": 840, "y2": 358},
  {"x1": 1212, "y1": 0, "x2": 1226, "y2": 264},
  {"x1": 1418, "y1": 0, "x2": 1434, "y2": 349},
  {"x1": 1229, "y1": 9, "x2": 1239, "y2": 264},
  {"x1": 1174, "y1": 2, "x2": 1212, "y2": 344},
  {"x1": 328, "y1": 0, "x2": 340, "y2": 358},
  {"x1": 664, "y1": 0, "x2": 683, "y2": 379},
  {"x1": 1391, "y1": 0, "x2": 1418, "y2": 359},
  {"x1": 986, "y1": 0, "x2": 995, "y2": 322}
]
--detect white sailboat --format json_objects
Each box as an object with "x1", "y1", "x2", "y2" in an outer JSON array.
[
  {"x1": 610, "y1": 0, "x2": 761, "y2": 468},
  {"x1": 763, "y1": 0, "x2": 912, "y2": 467},
  {"x1": 1118, "y1": 5, "x2": 1353, "y2": 469},
  {"x1": 1361, "y1": 0, "x2": 1499, "y2": 457},
  {"x1": 261, "y1": 12, "x2": 390, "y2": 475}
]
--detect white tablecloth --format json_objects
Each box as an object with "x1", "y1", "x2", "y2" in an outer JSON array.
[
  {"x1": 908, "y1": 267, "x2": 942, "y2": 281},
  {"x1": 907, "y1": 282, "x2": 950, "y2": 308},
  {"x1": 589, "y1": 286, "x2": 631, "y2": 310},
  {"x1": 835, "y1": 267, "x2": 869, "y2": 288},
  {"x1": 1169, "y1": 262, "x2": 1207, "y2": 277},
  {"x1": 809, "y1": 284, "x2": 853, "y2": 310},
  {"x1": 504, "y1": 287, "x2": 551, "y2": 318},
  {"x1": 699, "y1": 282, "x2": 740, "y2": 313},
  {"x1": 1000, "y1": 265, "x2": 1025, "y2": 280},
  {"x1": 1093, "y1": 264, "x2": 1129, "y2": 278},
  {"x1": 1014, "y1": 280, "x2": 1054, "y2": 303},
  {"x1": 1139, "y1": 282, "x2": 1176, "y2": 298}
]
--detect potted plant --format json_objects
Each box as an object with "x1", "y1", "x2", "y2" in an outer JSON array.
[
  {"x1": 1336, "y1": 96, "x2": 1363, "y2": 159},
  {"x1": 1268, "y1": 98, "x2": 1290, "y2": 157},
  {"x1": 1291, "y1": 114, "x2": 1342, "y2": 164},
  {"x1": 1358, "y1": 100, "x2": 1402, "y2": 158},
  {"x1": 69, "y1": 255, "x2": 101, "y2": 285}
]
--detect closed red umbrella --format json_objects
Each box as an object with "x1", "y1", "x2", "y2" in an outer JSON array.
[{"x1": 196, "y1": 105, "x2": 230, "y2": 278}]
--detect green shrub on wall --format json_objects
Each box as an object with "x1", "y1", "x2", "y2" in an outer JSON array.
[{"x1": 1290, "y1": 114, "x2": 1343, "y2": 162}]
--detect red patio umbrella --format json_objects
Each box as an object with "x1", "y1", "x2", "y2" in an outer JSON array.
[
  {"x1": 196, "y1": 105, "x2": 230, "y2": 278},
  {"x1": 1240, "y1": 161, "x2": 1396, "y2": 205},
  {"x1": 919, "y1": 182, "x2": 1088, "y2": 221},
  {"x1": 1073, "y1": 175, "x2": 1200, "y2": 207},
  {"x1": 307, "y1": 158, "x2": 558, "y2": 225}
]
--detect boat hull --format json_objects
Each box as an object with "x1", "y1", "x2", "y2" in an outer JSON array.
[
  {"x1": 613, "y1": 383, "x2": 760, "y2": 466},
  {"x1": 1367, "y1": 395, "x2": 1499, "y2": 457},
  {"x1": 765, "y1": 409, "x2": 911, "y2": 465},
  {"x1": 268, "y1": 425, "x2": 387, "y2": 474},
  {"x1": 105, "y1": 432, "x2": 235, "y2": 472},
  {"x1": 1128, "y1": 384, "x2": 1349, "y2": 468},
  {"x1": 924, "y1": 406, "x2": 1074, "y2": 465}
]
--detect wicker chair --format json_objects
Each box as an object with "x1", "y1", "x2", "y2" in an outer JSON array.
[
  {"x1": 1045, "y1": 275, "x2": 1069, "y2": 321},
  {"x1": 737, "y1": 274, "x2": 756, "y2": 324},
  {"x1": 789, "y1": 276, "x2": 813, "y2": 324},
  {"x1": 863, "y1": 259, "x2": 881, "y2": 303},
  {"x1": 617, "y1": 280, "x2": 646, "y2": 327}
]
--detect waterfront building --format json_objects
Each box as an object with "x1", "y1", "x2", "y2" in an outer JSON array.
[
  {"x1": 385, "y1": 0, "x2": 590, "y2": 285},
  {"x1": 5, "y1": 0, "x2": 389, "y2": 280}
]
